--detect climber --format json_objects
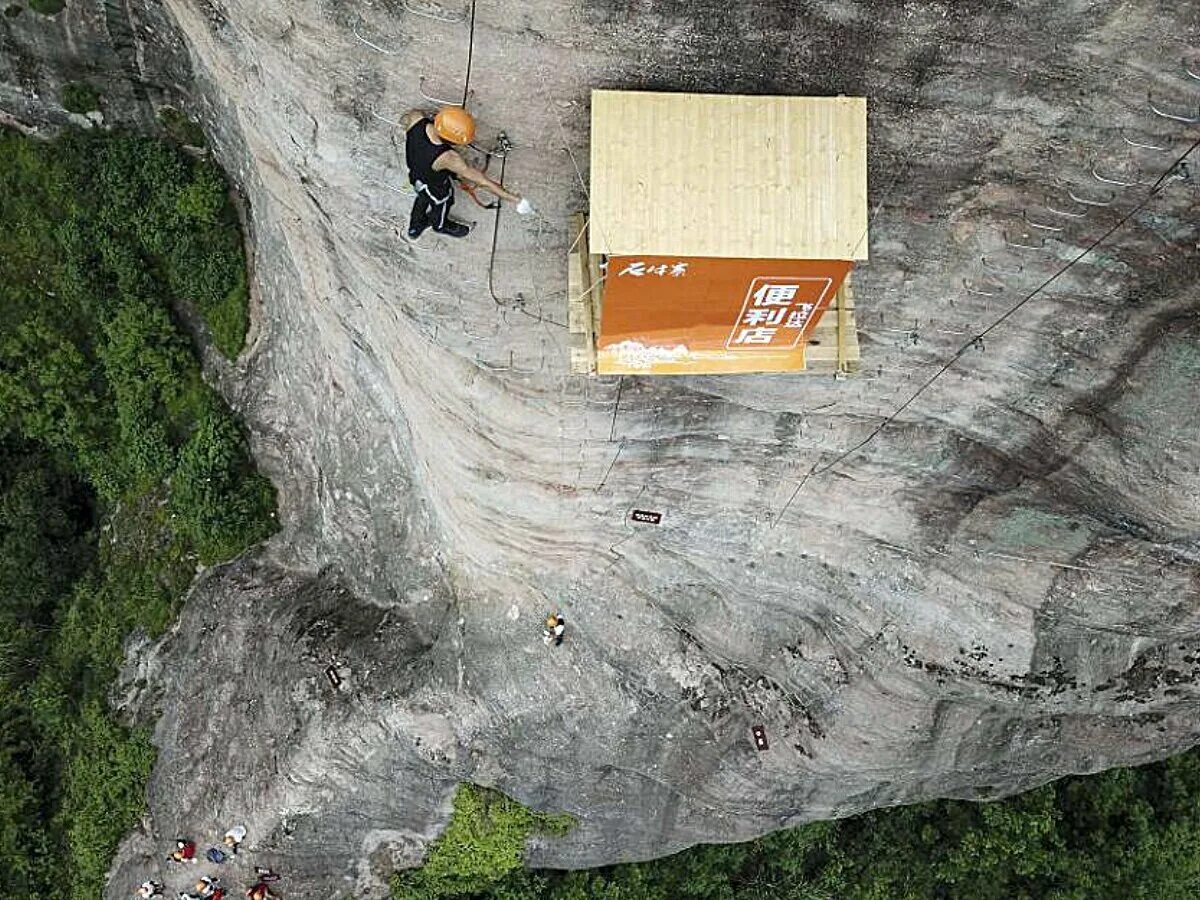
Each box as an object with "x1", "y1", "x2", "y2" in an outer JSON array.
[
  {"x1": 400, "y1": 105, "x2": 533, "y2": 240},
  {"x1": 136, "y1": 880, "x2": 164, "y2": 899},
  {"x1": 222, "y1": 823, "x2": 248, "y2": 855},
  {"x1": 543, "y1": 613, "x2": 566, "y2": 647},
  {"x1": 168, "y1": 838, "x2": 199, "y2": 864},
  {"x1": 245, "y1": 882, "x2": 277, "y2": 900},
  {"x1": 195, "y1": 875, "x2": 219, "y2": 898}
]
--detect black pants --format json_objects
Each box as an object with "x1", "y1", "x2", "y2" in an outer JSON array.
[{"x1": 409, "y1": 181, "x2": 454, "y2": 233}]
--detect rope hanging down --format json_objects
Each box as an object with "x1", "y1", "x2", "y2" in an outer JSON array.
[
  {"x1": 461, "y1": 0, "x2": 476, "y2": 108},
  {"x1": 773, "y1": 134, "x2": 1200, "y2": 526},
  {"x1": 454, "y1": 2, "x2": 566, "y2": 326}
]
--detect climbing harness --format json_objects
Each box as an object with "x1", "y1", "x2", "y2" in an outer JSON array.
[{"x1": 458, "y1": 131, "x2": 512, "y2": 210}]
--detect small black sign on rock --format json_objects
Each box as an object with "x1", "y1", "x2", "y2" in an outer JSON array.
[
  {"x1": 752, "y1": 725, "x2": 769, "y2": 751},
  {"x1": 631, "y1": 509, "x2": 663, "y2": 525},
  {"x1": 325, "y1": 665, "x2": 342, "y2": 688}
]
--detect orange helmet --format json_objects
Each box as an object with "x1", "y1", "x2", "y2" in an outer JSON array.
[{"x1": 434, "y1": 106, "x2": 476, "y2": 145}]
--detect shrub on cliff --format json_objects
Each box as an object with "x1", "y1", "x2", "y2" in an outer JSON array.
[
  {"x1": 157, "y1": 106, "x2": 207, "y2": 148},
  {"x1": 392, "y1": 786, "x2": 573, "y2": 899},
  {"x1": 170, "y1": 402, "x2": 276, "y2": 564},
  {"x1": 60, "y1": 82, "x2": 100, "y2": 115}
]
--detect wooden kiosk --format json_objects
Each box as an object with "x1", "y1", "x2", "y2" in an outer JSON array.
[{"x1": 569, "y1": 90, "x2": 867, "y2": 376}]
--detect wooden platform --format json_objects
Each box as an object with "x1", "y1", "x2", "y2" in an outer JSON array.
[
  {"x1": 567, "y1": 213, "x2": 601, "y2": 375},
  {"x1": 804, "y1": 274, "x2": 861, "y2": 375},
  {"x1": 567, "y1": 213, "x2": 859, "y2": 376}
]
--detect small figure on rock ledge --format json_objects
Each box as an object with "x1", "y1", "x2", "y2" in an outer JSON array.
[
  {"x1": 167, "y1": 839, "x2": 198, "y2": 864},
  {"x1": 544, "y1": 613, "x2": 566, "y2": 646},
  {"x1": 245, "y1": 882, "x2": 278, "y2": 900},
  {"x1": 137, "y1": 881, "x2": 164, "y2": 899},
  {"x1": 222, "y1": 823, "x2": 247, "y2": 855}
]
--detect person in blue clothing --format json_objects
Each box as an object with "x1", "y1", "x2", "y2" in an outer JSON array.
[{"x1": 399, "y1": 105, "x2": 533, "y2": 239}]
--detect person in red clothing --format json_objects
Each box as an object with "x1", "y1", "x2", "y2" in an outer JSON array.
[
  {"x1": 245, "y1": 884, "x2": 278, "y2": 900},
  {"x1": 167, "y1": 838, "x2": 199, "y2": 864}
]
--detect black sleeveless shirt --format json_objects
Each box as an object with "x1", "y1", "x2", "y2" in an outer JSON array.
[{"x1": 406, "y1": 119, "x2": 454, "y2": 195}]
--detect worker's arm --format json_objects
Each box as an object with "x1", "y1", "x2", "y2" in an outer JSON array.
[
  {"x1": 435, "y1": 150, "x2": 522, "y2": 204},
  {"x1": 399, "y1": 109, "x2": 428, "y2": 131}
]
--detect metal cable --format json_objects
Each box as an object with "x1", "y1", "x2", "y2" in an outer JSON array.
[
  {"x1": 486, "y1": 153, "x2": 568, "y2": 327},
  {"x1": 461, "y1": 0, "x2": 476, "y2": 108},
  {"x1": 773, "y1": 134, "x2": 1200, "y2": 525}
]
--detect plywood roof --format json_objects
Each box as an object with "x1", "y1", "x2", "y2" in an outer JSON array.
[{"x1": 589, "y1": 91, "x2": 868, "y2": 261}]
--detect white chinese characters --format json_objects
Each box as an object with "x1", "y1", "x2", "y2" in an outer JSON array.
[
  {"x1": 617, "y1": 260, "x2": 690, "y2": 278},
  {"x1": 726, "y1": 277, "x2": 830, "y2": 350},
  {"x1": 751, "y1": 283, "x2": 798, "y2": 306}
]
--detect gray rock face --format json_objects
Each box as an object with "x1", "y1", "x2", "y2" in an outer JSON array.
[
  {"x1": 0, "y1": 0, "x2": 190, "y2": 130},
  {"x1": 5, "y1": 1, "x2": 1200, "y2": 898}
]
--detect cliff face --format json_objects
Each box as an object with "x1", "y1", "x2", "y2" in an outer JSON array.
[
  {"x1": 5, "y1": 1, "x2": 1200, "y2": 898},
  {"x1": 0, "y1": 0, "x2": 189, "y2": 130}
]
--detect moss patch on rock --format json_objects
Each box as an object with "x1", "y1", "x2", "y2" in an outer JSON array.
[
  {"x1": 158, "y1": 106, "x2": 207, "y2": 148},
  {"x1": 61, "y1": 82, "x2": 101, "y2": 114}
]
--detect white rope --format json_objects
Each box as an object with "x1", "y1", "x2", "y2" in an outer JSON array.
[
  {"x1": 352, "y1": 24, "x2": 399, "y2": 55},
  {"x1": 402, "y1": 0, "x2": 464, "y2": 23}
]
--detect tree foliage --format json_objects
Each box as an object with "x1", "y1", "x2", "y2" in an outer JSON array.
[
  {"x1": 392, "y1": 786, "x2": 574, "y2": 900},
  {"x1": 434, "y1": 753, "x2": 1200, "y2": 900},
  {"x1": 60, "y1": 83, "x2": 101, "y2": 115},
  {"x1": 0, "y1": 127, "x2": 275, "y2": 899}
]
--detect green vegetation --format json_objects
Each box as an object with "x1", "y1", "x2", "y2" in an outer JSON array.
[
  {"x1": 392, "y1": 786, "x2": 574, "y2": 899},
  {"x1": 0, "y1": 127, "x2": 274, "y2": 899},
  {"x1": 409, "y1": 751, "x2": 1200, "y2": 899},
  {"x1": 158, "y1": 106, "x2": 208, "y2": 148},
  {"x1": 27, "y1": 0, "x2": 62, "y2": 14},
  {"x1": 60, "y1": 82, "x2": 100, "y2": 115}
]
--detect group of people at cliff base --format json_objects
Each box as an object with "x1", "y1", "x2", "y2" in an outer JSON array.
[{"x1": 136, "y1": 825, "x2": 281, "y2": 900}]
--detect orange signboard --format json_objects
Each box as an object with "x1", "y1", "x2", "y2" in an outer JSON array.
[{"x1": 597, "y1": 256, "x2": 853, "y2": 375}]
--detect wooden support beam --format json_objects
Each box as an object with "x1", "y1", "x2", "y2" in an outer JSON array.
[{"x1": 567, "y1": 213, "x2": 597, "y2": 374}]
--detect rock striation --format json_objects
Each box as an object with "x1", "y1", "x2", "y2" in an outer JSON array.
[{"x1": 4, "y1": 1, "x2": 1200, "y2": 897}]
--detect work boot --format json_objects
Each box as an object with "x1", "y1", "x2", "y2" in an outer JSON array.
[
  {"x1": 407, "y1": 221, "x2": 430, "y2": 240},
  {"x1": 433, "y1": 220, "x2": 470, "y2": 238}
]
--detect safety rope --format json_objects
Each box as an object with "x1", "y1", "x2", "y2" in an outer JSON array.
[
  {"x1": 773, "y1": 133, "x2": 1200, "y2": 525},
  {"x1": 486, "y1": 152, "x2": 509, "y2": 306},
  {"x1": 485, "y1": 153, "x2": 567, "y2": 327},
  {"x1": 451, "y1": 8, "x2": 566, "y2": 326},
  {"x1": 461, "y1": 0, "x2": 476, "y2": 109}
]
